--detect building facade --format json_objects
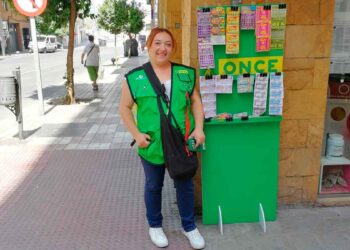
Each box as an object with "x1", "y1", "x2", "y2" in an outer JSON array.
[
  {"x1": 0, "y1": 0, "x2": 30, "y2": 54},
  {"x1": 156, "y1": 0, "x2": 350, "y2": 207}
]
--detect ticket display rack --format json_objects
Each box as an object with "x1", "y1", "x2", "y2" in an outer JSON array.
[{"x1": 197, "y1": 4, "x2": 287, "y2": 227}]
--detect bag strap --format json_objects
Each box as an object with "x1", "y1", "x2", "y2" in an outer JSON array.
[
  {"x1": 86, "y1": 44, "x2": 95, "y2": 58},
  {"x1": 143, "y1": 62, "x2": 168, "y2": 101},
  {"x1": 142, "y1": 62, "x2": 182, "y2": 131},
  {"x1": 184, "y1": 92, "x2": 190, "y2": 141}
]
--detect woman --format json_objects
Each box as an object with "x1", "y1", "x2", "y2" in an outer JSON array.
[{"x1": 119, "y1": 27, "x2": 205, "y2": 249}]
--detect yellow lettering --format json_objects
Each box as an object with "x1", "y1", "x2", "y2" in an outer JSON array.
[
  {"x1": 239, "y1": 61, "x2": 251, "y2": 74},
  {"x1": 218, "y1": 56, "x2": 283, "y2": 75},
  {"x1": 254, "y1": 60, "x2": 265, "y2": 73},
  {"x1": 268, "y1": 59, "x2": 278, "y2": 72}
]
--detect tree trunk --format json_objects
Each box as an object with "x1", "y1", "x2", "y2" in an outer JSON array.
[
  {"x1": 65, "y1": 0, "x2": 77, "y2": 104},
  {"x1": 128, "y1": 33, "x2": 132, "y2": 58}
]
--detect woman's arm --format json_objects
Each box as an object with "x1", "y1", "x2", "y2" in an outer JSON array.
[
  {"x1": 189, "y1": 84, "x2": 205, "y2": 147},
  {"x1": 119, "y1": 80, "x2": 150, "y2": 148}
]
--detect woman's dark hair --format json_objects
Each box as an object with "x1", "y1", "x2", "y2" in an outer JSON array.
[{"x1": 88, "y1": 35, "x2": 94, "y2": 42}]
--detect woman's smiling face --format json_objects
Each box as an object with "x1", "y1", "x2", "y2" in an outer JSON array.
[{"x1": 148, "y1": 32, "x2": 174, "y2": 65}]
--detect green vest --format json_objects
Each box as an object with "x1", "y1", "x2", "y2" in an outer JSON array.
[{"x1": 125, "y1": 63, "x2": 196, "y2": 165}]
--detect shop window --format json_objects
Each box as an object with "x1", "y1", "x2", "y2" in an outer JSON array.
[
  {"x1": 320, "y1": 0, "x2": 350, "y2": 197},
  {"x1": 320, "y1": 164, "x2": 350, "y2": 195}
]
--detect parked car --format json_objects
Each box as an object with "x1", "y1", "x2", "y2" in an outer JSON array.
[
  {"x1": 28, "y1": 35, "x2": 58, "y2": 53},
  {"x1": 56, "y1": 42, "x2": 62, "y2": 49}
]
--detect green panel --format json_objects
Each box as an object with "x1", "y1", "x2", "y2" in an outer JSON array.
[
  {"x1": 202, "y1": 117, "x2": 281, "y2": 224},
  {"x1": 198, "y1": 4, "x2": 285, "y2": 224},
  {"x1": 216, "y1": 79, "x2": 253, "y2": 115}
]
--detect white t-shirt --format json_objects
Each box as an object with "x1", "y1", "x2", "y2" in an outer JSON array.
[
  {"x1": 163, "y1": 80, "x2": 171, "y2": 100},
  {"x1": 83, "y1": 42, "x2": 100, "y2": 66}
]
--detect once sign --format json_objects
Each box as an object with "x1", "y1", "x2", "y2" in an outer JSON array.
[
  {"x1": 218, "y1": 56, "x2": 283, "y2": 75},
  {"x1": 13, "y1": 0, "x2": 47, "y2": 17}
]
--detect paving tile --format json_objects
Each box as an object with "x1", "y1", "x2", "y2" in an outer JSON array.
[{"x1": 0, "y1": 52, "x2": 349, "y2": 250}]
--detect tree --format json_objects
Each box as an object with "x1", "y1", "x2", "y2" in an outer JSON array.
[
  {"x1": 98, "y1": 0, "x2": 144, "y2": 57},
  {"x1": 97, "y1": 0, "x2": 144, "y2": 45},
  {"x1": 124, "y1": 1, "x2": 145, "y2": 39},
  {"x1": 97, "y1": 0, "x2": 129, "y2": 47},
  {"x1": 38, "y1": 0, "x2": 93, "y2": 104}
]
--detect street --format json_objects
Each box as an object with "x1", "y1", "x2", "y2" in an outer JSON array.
[{"x1": 0, "y1": 41, "x2": 124, "y2": 124}]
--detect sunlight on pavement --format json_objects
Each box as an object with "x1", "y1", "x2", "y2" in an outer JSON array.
[{"x1": 0, "y1": 147, "x2": 46, "y2": 207}]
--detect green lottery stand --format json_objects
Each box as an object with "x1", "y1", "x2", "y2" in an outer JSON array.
[{"x1": 200, "y1": 4, "x2": 285, "y2": 226}]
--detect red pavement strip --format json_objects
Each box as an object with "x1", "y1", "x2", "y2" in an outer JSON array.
[{"x1": 0, "y1": 148, "x2": 192, "y2": 249}]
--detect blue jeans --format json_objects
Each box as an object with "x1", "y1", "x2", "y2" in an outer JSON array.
[{"x1": 140, "y1": 158, "x2": 196, "y2": 232}]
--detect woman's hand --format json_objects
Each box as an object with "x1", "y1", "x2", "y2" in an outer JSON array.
[
  {"x1": 135, "y1": 132, "x2": 151, "y2": 148},
  {"x1": 189, "y1": 128, "x2": 205, "y2": 148}
]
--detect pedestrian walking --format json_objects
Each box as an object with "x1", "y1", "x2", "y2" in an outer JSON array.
[
  {"x1": 119, "y1": 27, "x2": 206, "y2": 249},
  {"x1": 81, "y1": 35, "x2": 100, "y2": 91}
]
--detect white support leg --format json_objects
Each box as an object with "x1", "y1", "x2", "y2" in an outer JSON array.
[
  {"x1": 259, "y1": 203, "x2": 266, "y2": 233},
  {"x1": 218, "y1": 205, "x2": 223, "y2": 235}
]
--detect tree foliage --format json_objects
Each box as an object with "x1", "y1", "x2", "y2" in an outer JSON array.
[
  {"x1": 124, "y1": 1, "x2": 145, "y2": 38},
  {"x1": 38, "y1": 0, "x2": 93, "y2": 31},
  {"x1": 97, "y1": 0, "x2": 144, "y2": 37},
  {"x1": 97, "y1": 0, "x2": 129, "y2": 36}
]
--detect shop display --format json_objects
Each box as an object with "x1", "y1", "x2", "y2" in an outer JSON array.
[
  {"x1": 319, "y1": 1, "x2": 350, "y2": 197},
  {"x1": 237, "y1": 74, "x2": 255, "y2": 93},
  {"x1": 198, "y1": 3, "x2": 287, "y2": 225},
  {"x1": 214, "y1": 75, "x2": 233, "y2": 94},
  {"x1": 226, "y1": 6, "x2": 240, "y2": 54},
  {"x1": 253, "y1": 73, "x2": 269, "y2": 116},
  {"x1": 255, "y1": 5, "x2": 271, "y2": 52},
  {"x1": 198, "y1": 38, "x2": 215, "y2": 69},
  {"x1": 269, "y1": 72, "x2": 284, "y2": 116},
  {"x1": 197, "y1": 8, "x2": 211, "y2": 39},
  {"x1": 210, "y1": 7, "x2": 226, "y2": 45},
  {"x1": 196, "y1": 4, "x2": 286, "y2": 117},
  {"x1": 319, "y1": 157, "x2": 350, "y2": 195},
  {"x1": 241, "y1": 6, "x2": 256, "y2": 30},
  {"x1": 200, "y1": 75, "x2": 217, "y2": 118},
  {"x1": 271, "y1": 4, "x2": 287, "y2": 50}
]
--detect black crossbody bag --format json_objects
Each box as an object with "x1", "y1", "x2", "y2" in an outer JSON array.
[{"x1": 143, "y1": 62, "x2": 198, "y2": 180}]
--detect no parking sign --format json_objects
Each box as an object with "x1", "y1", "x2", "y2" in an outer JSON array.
[{"x1": 13, "y1": 0, "x2": 47, "y2": 17}]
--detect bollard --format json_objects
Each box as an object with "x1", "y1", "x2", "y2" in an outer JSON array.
[{"x1": 0, "y1": 67, "x2": 23, "y2": 139}]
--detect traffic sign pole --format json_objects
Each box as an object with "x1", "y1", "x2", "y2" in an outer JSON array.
[
  {"x1": 13, "y1": 0, "x2": 48, "y2": 116},
  {"x1": 30, "y1": 17, "x2": 44, "y2": 115}
]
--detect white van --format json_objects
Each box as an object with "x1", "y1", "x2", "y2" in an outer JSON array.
[{"x1": 28, "y1": 35, "x2": 58, "y2": 53}]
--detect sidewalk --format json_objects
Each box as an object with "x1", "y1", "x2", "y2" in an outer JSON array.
[{"x1": 0, "y1": 53, "x2": 349, "y2": 250}]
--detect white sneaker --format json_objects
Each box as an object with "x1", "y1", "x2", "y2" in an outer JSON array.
[
  {"x1": 149, "y1": 227, "x2": 169, "y2": 248},
  {"x1": 182, "y1": 228, "x2": 205, "y2": 249}
]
